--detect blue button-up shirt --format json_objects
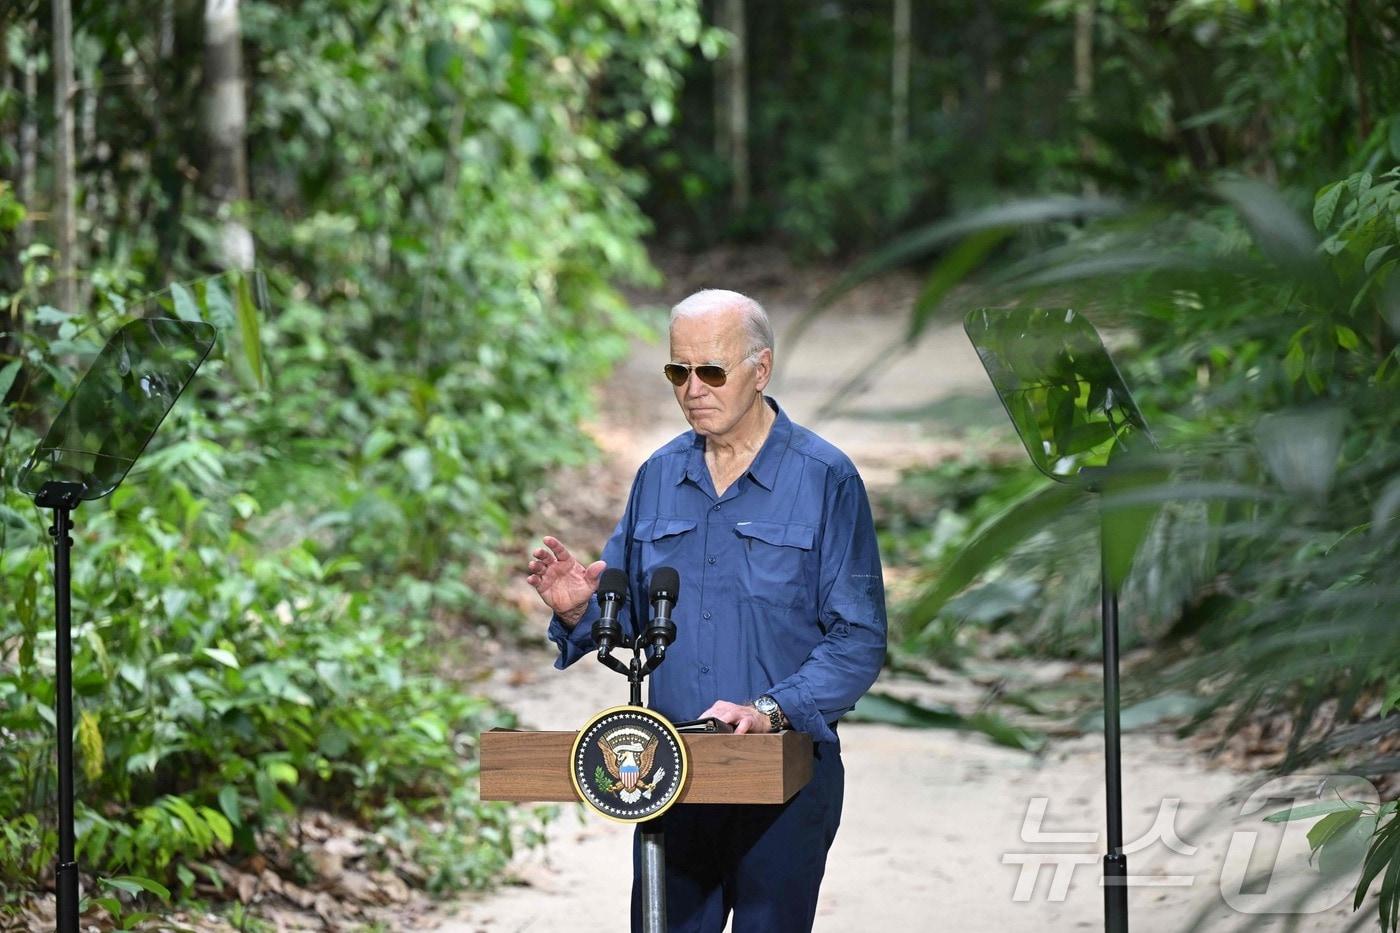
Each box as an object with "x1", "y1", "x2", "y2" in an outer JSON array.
[{"x1": 548, "y1": 399, "x2": 887, "y2": 745}]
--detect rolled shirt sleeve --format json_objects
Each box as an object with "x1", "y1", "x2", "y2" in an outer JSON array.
[
  {"x1": 548, "y1": 604, "x2": 600, "y2": 669},
  {"x1": 548, "y1": 464, "x2": 646, "y2": 671}
]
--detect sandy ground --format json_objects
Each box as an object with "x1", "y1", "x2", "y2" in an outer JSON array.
[{"x1": 433, "y1": 259, "x2": 1376, "y2": 932}]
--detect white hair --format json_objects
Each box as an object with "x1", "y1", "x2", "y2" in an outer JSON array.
[{"x1": 669, "y1": 289, "x2": 774, "y2": 356}]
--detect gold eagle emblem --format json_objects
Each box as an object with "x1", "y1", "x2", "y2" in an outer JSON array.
[{"x1": 598, "y1": 727, "x2": 664, "y2": 802}]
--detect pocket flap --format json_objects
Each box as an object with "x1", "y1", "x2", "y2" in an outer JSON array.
[
  {"x1": 733, "y1": 520, "x2": 816, "y2": 550},
  {"x1": 632, "y1": 517, "x2": 698, "y2": 541}
]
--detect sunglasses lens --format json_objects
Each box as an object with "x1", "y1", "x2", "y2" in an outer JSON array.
[
  {"x1": 664, "y1": 363, "x2": 730, "y2": 387},
  {"x1": 695, "y1": 365, "x2": 727, "y2": 387}
]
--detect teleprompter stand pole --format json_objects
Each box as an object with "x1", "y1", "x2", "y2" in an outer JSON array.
[
  {"x1": 961, "y1": 309, "x2": 1149, "y2": 933},
  {"x1": 1101, "y1": 529, "x2": 1128, "y2": 933},
  {"x1": 16, "y1": 309, "x2": 226, "y2": 933},
  {"x1": 36, "y1": 481, "x2": 85, "y2": 933}
]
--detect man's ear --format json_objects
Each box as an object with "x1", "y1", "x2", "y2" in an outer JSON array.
[{"x1": 753, "y1": 348, "x2": 773, "y2": 392}]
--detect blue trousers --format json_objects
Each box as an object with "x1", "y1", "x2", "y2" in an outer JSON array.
[{"x1": 631, "y1": 740, "x2": 844, "y2": 933}]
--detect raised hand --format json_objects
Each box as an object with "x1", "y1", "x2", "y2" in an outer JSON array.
[{"x1": 525, "y1": 535, "x2": 606, "y2": 627}]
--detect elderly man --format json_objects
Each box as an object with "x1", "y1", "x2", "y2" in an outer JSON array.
[{"x1": 525, "y1": 289, "x2": 887, "y2": 933}]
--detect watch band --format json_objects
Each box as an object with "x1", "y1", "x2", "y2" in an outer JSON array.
[{"x1": 755, "y1": 695, "x2": 787, "y2": 732}]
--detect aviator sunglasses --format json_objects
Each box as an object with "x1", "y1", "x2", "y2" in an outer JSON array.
[{"x1": 663, "y1": 356, "x2": 755, "y2": 388}]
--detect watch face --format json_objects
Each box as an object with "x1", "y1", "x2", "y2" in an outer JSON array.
[{"x1": 755, "y1": 696, "x2": 776, "y2": 713}]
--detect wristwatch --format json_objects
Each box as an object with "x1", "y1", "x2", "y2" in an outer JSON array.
[{"x1": 754, "y1": 695, "x2": 788, "y2": 733}]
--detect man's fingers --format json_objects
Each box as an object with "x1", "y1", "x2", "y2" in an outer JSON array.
[
  {"x1": 543, "y1": 536, "x2": 572, "y2": 564},
  {"x1": 734, "y1": 719, "x2": 752, "y2": 735},
  {"x1": 585, "y1": 560, "x2": 606, "y2": 583},
  {"x1": 698, "y1": 701, "x2": 731, "y2": 720},
  {"x1": 699, "y1": 701, "x2": 744, "y2": 725}
]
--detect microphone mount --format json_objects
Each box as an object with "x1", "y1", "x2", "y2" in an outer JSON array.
[{"x1": 592, "y1": 567, "x2": 680, "y2": 706}]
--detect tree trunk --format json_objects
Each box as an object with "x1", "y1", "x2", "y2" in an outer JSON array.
[
  {"x1": 713, "y1": 1, "x2": 729, "y2": 162},
  {"x1": 160, "y1": 0, "x2": 176, "y2": 60},
  {"x1": 1, "y1": 30, "x2": 13, "y2": 360},
  {"x1": 1073, "y1": 1, "x2": 1094, "y2": 101},
  {"x1": 18, "y1": 33, "x2": 36, "y2": 232},
  {"x1": 78, "y1": 52, "x2": 101, "y2": 312},
  {"x1": 53, "y1": 0, "x2": 78, "y2": 313},
  {"x1": 717, "y1": 0, "x2": 749, "y2": 213},
  {"x1": 1345, "y1": 0, "x2": 1372, "y2": 143},
  {"x1": 891, "y1": 0, "x2": 911, "y2": 156},
  {"x1": 10, "y1": 21, "x2": 37, "y2": 362},
  {"x1": 1073, "y1": 0, "x2": 1097, "y2": 192},
  {"x1": 204, "y1": 0, "x2": 254, "y2": 269}
]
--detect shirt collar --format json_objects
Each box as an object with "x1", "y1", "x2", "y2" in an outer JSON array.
[
  {"x1": 746, "y1": 397, "x2": 790, "y2": 491},
  {"x1": 676, "y1": 397, "x2": 790, "y2": 492}
]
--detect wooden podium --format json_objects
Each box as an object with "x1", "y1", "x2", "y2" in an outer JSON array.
[
  {"x1": 480, "y1": 728, "x2": 813, "y2": 805},
  {"x1": 481, "y1": 726, "x2": 815, "y2": 930}
]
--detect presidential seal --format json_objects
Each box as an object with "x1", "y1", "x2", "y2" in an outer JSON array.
[{"x1": 570, "y1": 706, "x2": 688, "y2": 823}]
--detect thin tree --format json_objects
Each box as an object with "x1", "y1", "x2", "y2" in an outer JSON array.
[
  {"x1": 53, "y1": 0, "x2": 77, "y2": 312},
  {"x1": 204, "y1": 0, "x2": 254, "y2": 269},
  {"x1": 891, "y1": 0, "x2": 911, "y2": 156},
  {"x1": 717, "y1": 0, "x2": 749, "y2": 213},
  {"x1": 17, "y1": 20, "x2": 39, "y2": 254},
  {"x1": 1073, "y1": 0, "x2": 1097, "y2": 194}
]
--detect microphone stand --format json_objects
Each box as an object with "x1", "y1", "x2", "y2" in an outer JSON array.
[
  {"x1": 595, "y1": 640, "x2": 650, "y2": 707},
  {"x1": 594, "y1": 583, "x2": 676, "y2": 933}
]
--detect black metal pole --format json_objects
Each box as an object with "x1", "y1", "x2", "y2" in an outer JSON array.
[
  {"x1": 1101, "y1": 538, "x2": 1128, "y2": 933},
  {"x1": 629, "y1": 654, "x2": 644, "y2": 708},
  {"x1": 50, "y1": 505, "x2": 79, "y2": 933},
  {"x1": 639, "y1": 820, "x2": 667, "y2": 932}
]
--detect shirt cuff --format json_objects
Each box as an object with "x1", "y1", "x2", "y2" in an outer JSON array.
[
  {"x1": 548, "y1": 601, "x2": 600, "y2": 670},
  {"x1": 767, "y1": 680, "x2": 838, "y2": 745}
]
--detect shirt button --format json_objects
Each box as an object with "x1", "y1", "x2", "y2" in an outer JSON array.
[
  {"x1": 707, "y1": 555, "x2": 716, "y2": 564},
  {"x1": 701, "y1": 665, "x2": 711, "y2": 673},
  {"x1": 703, "y1": 610, "x2": 712, "y2": 620},
  {"x1": 712, "y1": 504, "x2": 721, "y2": 512}
]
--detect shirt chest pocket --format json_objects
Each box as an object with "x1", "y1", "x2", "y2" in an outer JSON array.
[
  {"x1": 631, "y1": 517, "x2": 699, "y2": 583},
  {"x1": 733, "y1": 521, "x2": 817, "y2": 609}
]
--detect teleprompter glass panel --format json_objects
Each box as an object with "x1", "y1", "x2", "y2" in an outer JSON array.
[
  {"x1": 963, "y1": 307, "x2": 1155, "y2": 483},
  {"x1": 17, "y1": 269, "x2": 267, "y2": 500}
]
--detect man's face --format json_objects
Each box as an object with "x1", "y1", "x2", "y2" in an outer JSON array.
[{"x1": 668, "y1": 309, "x2": 771, "y2": 440}]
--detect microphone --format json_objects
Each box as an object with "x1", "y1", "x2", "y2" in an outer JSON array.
[
  {"x1": 592, "y1": 568, "x2": 628, "y2": 657},
  {"x1": 645, "y1": 567, "x2": 680, "y2": 651}
]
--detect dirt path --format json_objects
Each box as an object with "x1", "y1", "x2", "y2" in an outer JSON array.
[{"x1": 434, "y1": 253, "x2": 1368, "y2": 932}]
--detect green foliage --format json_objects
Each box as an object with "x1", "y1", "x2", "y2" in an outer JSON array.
[
  {"x1": 640, "y1": 0, "x2": 1400, "y2": 254},
  {"x1": 862, "y1": 166, "x2": 1398, "y2": 924},
  {"x1": 848, "y1": 691, "x2": 1045, "y2": 752},
  {"x1": 0, "y1": 0, "x2": 704, "y2": 915},
  {"x1": 1356, "y1": 803, "x2": 1400, "y2": 932},
  {"x1": 1268, "y1": 798, "x2": 1400, "y2": 930}
]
